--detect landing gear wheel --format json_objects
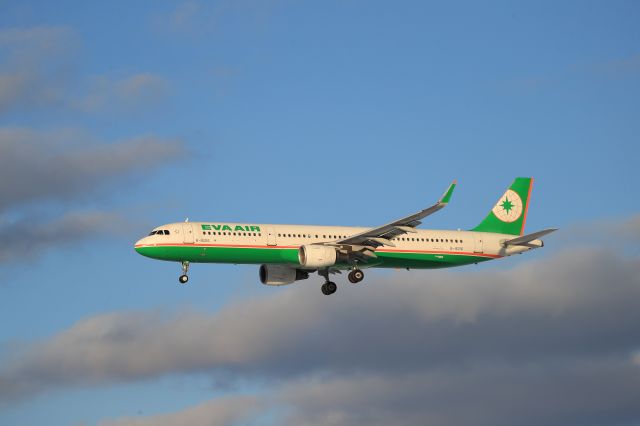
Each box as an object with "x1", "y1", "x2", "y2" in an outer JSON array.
[
  {"x1": 348, "y1": 269, "x2": 364, "y2": 283},
  {"x1": 321, "y1": 281, "x2": 337, "y2": 295},
  {"x1": 179, "y1": 261, "x2": 190, "y2": 284}
]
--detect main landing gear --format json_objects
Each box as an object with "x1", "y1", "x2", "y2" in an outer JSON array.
[
  {"x1": 319, "y1": 268, "x2": 365, "y2": 295},
  {"x1": 179, "y1": 261, "x2": 189, "y2": 284},
  {"x1": 348, "y1": 268, "x2": 364, "y2": 284},
  {"x1": 321, "y1": 281, "x2": 337, "y2": 295},
  {"x1": 319, "y1": 268, "x2": 337, "y2": 296}
]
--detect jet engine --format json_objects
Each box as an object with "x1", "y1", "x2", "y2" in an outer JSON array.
[
  {"x1": 298, "y1": 244, "x2": 338, "y2": 268},
  {"x1": 259, "y1": 264, "x2": 309, "y2": 286}
]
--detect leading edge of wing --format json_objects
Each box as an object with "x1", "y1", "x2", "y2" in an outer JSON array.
[{"x1": 335, "y1": 180, "x2": 457, "y2": 247}]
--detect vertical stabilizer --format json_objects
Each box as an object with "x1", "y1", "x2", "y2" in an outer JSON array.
[{"x1": 471, "y1": 177, "x2": 533, "y2": 236}]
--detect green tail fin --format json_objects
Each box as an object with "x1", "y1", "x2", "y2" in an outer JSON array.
[{"x1": 471, "y1": 177, "x2": 533, "y2": 236}]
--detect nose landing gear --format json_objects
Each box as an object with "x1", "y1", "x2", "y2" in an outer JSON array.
[{"x1": 179, "y1": 261, "x2": 189, "y2": 284}]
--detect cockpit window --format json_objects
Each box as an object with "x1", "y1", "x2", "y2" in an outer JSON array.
[
  {"x1": 148, "y1": 231, "x2": 157, "y2": 236},
  {"x1": 163, "y1": 230, "x2": 170, "y2": 235}
]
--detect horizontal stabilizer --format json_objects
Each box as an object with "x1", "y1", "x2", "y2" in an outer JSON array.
[{"x1": 503, "y1": 228, "x2": 558, "y2": 246}]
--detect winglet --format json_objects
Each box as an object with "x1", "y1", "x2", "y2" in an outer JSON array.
[{"x1": 439, "y1": 180, "x2": 457, "y2": 204}]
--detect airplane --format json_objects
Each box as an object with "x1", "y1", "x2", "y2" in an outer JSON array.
[{"x1": 134, "y1": 177, "x2": 556, "y2": 295}]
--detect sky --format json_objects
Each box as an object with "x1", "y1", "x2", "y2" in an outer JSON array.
[{"x1": 0, "y1": 1, "x2": 639, "y2": 425}]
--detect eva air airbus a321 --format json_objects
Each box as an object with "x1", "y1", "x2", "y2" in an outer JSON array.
[{"x1": 135, "y1": 177, "x2": 556, "y2": 295}]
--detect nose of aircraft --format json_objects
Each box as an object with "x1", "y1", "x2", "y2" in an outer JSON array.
[{"x1": 134, "y1": 237, "x2": 148, "y2": 254}]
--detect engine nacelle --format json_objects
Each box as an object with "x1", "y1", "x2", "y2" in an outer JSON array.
[
  {"x1": 298, "y1": 245, "x2": 337, "y2": 268},
  {"x1": 259, "y1": 264, "x2": 309, "y2": 286}
]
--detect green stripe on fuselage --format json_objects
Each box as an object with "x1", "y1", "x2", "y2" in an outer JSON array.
[{"x1": 135, "y1": 245, "x2": 490, "y2": 269}]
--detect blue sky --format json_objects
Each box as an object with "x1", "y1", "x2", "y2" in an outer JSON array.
[{"x1": 1, "y1": 1, "x2": 639, "y2": 425}]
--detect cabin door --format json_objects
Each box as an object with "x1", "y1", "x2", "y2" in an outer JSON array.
[
  {"x1": 266, "y1": 227, "x2": 277, "y2": 246},
  {"x1": 182, "y1": 223, "x2": 194, "y2": 244},
  {"x1": 473, "y1": 233, "x2": 483, "y2": 253}
]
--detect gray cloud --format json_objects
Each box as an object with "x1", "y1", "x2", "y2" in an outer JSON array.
[
  {"x1": 0, "y1": 127, "x2": 184, "y2": 263},
  {"x1": 591, "y1": 53, "x2": 640, "y2": 77},
  {"x1": 2, "y1": 243, "x2": 640, "y2": 426},
  {"x1": 555, "y1": 214, "x2": 640, "y2": 251},
  {"x1": 0, "y1": 26, "x2": 171, "y2": 115},
  {"x1": 278, "y1": 361, "x2": 640, "y2": 426},
  {"x1": 99, "y1": 395, "x2": 260, "y2": 426},
  {"x1": 0, "y1": 26, "x2": 76, "y2": 114},
  {"x1": 152, "y1": 0, "x2": 286, "y2": 36},
  {"x1": 0, "y1": 211, "x2": 130, "y2": 263},
  {"x1": 73, "y1": 73, "x2": 170, "y2": 112},
  {"x1": 0, "y1": 127, "x2": 184, "y2": 211}
]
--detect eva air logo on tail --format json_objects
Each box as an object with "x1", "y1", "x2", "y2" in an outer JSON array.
[{"x1": 492, "y1": 189, "x2": 523, "y2": 223}]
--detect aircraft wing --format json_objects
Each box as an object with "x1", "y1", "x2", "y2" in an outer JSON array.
[{"x1": 332, "y1": 180, "x2": 457, "y2": 250}]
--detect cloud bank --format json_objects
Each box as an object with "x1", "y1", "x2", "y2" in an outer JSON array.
[{"x1": 1, "y1": 244, "x2": 639, "y2": 425}]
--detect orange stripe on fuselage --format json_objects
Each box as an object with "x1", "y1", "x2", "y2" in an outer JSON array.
[{"x1": 135, "y1": 243, "x2": 502, "y2": 259}]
